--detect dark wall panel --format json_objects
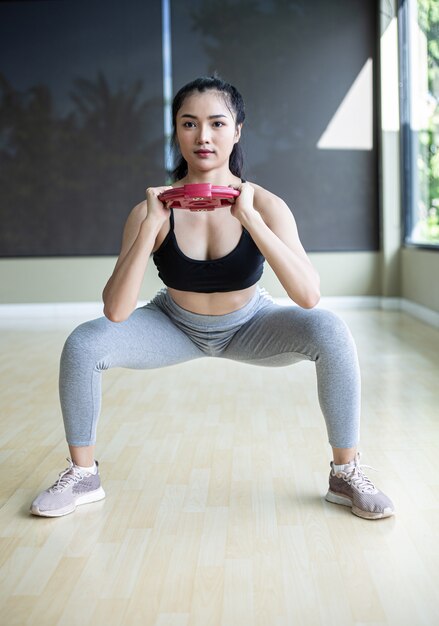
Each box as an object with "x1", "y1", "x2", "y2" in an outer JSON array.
[
  {"x1": 1, "y1": 0, "x2": 379, "y2": 257},
  {"x1": 171, "y1": 0, "x2": 379, "y2": 252},
  {"x1": 0, "y1": 0, "x2": 164, "y2": 257}
]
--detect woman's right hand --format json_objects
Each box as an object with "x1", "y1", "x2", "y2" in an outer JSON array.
[
  {"x1": 144, "y1": 185, "x2": 173, "y2": 227},
  {"x1": 102, "y1": 184, "x2": 173, "y2": 322}
]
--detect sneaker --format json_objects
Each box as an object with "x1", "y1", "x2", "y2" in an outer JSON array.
[
  {"x1": 325, "y1": 452, "x2": 395, "y2": 520},
  {"x1": 30, "y1": 458, "x2": 105, "y2": 517}
]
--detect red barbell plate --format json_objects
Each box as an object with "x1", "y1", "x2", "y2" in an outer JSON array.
[{"x1": 158, "y1": 183, "x2": 240, "y2": 211}]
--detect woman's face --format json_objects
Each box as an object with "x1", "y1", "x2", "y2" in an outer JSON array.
[{"x1": 175, "y1": 90, "x2": 242, "y2": 174}]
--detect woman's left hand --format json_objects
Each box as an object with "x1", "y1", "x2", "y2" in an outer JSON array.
[{"x1": 229, "y1": 182, "x2": 259, "y2": 224}]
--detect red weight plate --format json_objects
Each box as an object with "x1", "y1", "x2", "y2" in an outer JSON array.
[{"x1": 158, "y1": 183, "x2": 240, "y2": 211}]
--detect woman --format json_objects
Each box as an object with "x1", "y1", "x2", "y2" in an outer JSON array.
[{"x1": 30, "y1": 76, "x2": 394, "y2": 520}]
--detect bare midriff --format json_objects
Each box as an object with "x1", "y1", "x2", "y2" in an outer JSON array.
[{"x1": 167, "y1": 284, "x2": 257, "y2": 315}]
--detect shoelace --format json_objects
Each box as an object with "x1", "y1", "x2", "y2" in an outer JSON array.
[
  {"x1": 337, "y1": 457, "x2": 378, "y2": 494},
  {"x1": 49, "y1": 458, "x2": 88, "y2": 493}
]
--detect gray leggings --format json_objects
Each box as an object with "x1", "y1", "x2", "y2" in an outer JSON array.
[{"x1": 60, "y1": 288, "x2": 361, "y2": 448}]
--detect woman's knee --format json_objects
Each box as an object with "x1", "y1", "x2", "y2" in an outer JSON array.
[
  {"x1": 303, "y1": 309, "x2": 355, "y2": 351},
  {"x1": 61, "y1": 318, "x2": 110, "y2": 368},
  {"x1": 309, "y1": 308, "x2": 349, "y2": 332}
]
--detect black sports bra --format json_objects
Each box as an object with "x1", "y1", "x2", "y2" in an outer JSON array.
[{"x1": 152, "y1": 209, "x2": 265, "y2": 293}]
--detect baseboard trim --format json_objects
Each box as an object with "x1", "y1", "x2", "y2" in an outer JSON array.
[
  {"x1": 399, "y1": 298, "x2": 439, "y2": 329},
  {"x1": 0, "y1": 297, "x2": 438, "y2": 329},
  {"x1": 0, "y1": 301, "x2": 106, "y2": 318}
]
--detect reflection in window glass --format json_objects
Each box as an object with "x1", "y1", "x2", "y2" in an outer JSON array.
[
  {"x1": 0, "y1": 0, "x2": 164, "y2": 257},
  {"x1": 171, "y1": 0, "x2": 379, "y2": 252},
  {"x1": 406, "y1": 0, "x2": 439, "y2": 245}
]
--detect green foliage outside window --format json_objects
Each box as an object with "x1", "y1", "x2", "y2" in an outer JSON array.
[{"x1": 415, "y1": 0, "x2": 439, "y2": 243}]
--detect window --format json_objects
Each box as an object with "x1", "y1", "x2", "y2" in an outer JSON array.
[{"x1": 401, "y1": 0, "x2": 439, "y2": 246}]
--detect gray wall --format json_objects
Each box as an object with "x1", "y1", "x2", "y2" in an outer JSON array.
[
  {"x1": 172, "y1": 0, "x2": 379, "y2": 252},
  {"x1": 0, "y1": 0, "x2": 164, "y2": 257},
  {"x1": 1, "y1": 0, "x2": 379, "y2": 259}
]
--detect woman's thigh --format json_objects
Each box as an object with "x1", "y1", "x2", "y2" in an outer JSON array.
[
  {"x1": 222, "y1": 303, "x2": 358, "y2": 367},
  {"x1": 61, "y1": 304, "x2": 204, "y2": 372},
  {"x1": 221, "y1": 304, "x2": 361, "y2": 448}
]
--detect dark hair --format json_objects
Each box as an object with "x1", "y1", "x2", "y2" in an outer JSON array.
[{"x1": 170, "y1": 75, "x2": 245, "y2": 181}]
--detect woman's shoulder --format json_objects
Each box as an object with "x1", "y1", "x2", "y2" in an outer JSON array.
[
  {"x1": 127, "y1": 199, "x2": 148, "y2": 224},
  {"x1": 247, "y1": 181, "x2": 289, "y2": 213},
  {"x1": 119, "y1": 200, "x2": 148, "y2": 238}
]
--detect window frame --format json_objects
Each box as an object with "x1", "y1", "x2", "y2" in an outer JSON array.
[{"x1": 398, "y1": 0, "x2": 439, "y2": 250}]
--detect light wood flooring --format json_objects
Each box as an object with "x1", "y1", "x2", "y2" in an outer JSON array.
[{"x1": 0, "y1": 307, "x2": 438, "y2": 626}]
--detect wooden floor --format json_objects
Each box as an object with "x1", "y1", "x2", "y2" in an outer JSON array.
[{"x1": 0, "y1": 307, "x2": 438, "y2": 626}]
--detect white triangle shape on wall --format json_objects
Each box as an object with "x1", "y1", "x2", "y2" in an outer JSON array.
[{"x1": 317, "y1": 58, "x2": 373, "y2": 150}]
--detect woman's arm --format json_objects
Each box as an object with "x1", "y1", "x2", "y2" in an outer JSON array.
[
  {"x1": 102, "y1": 186, "x2": 171, "y2": 322},
  {"x1": 232, "y1": 183, "x2": 321, "y2": 309}
]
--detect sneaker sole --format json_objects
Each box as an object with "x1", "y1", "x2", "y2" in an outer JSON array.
[
  {"x1": 325, "y1": 490, "x2": 395, "y2": 520},
  {"x1": 30, "y1": 486, "x2": 106, "y2": 517}
]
